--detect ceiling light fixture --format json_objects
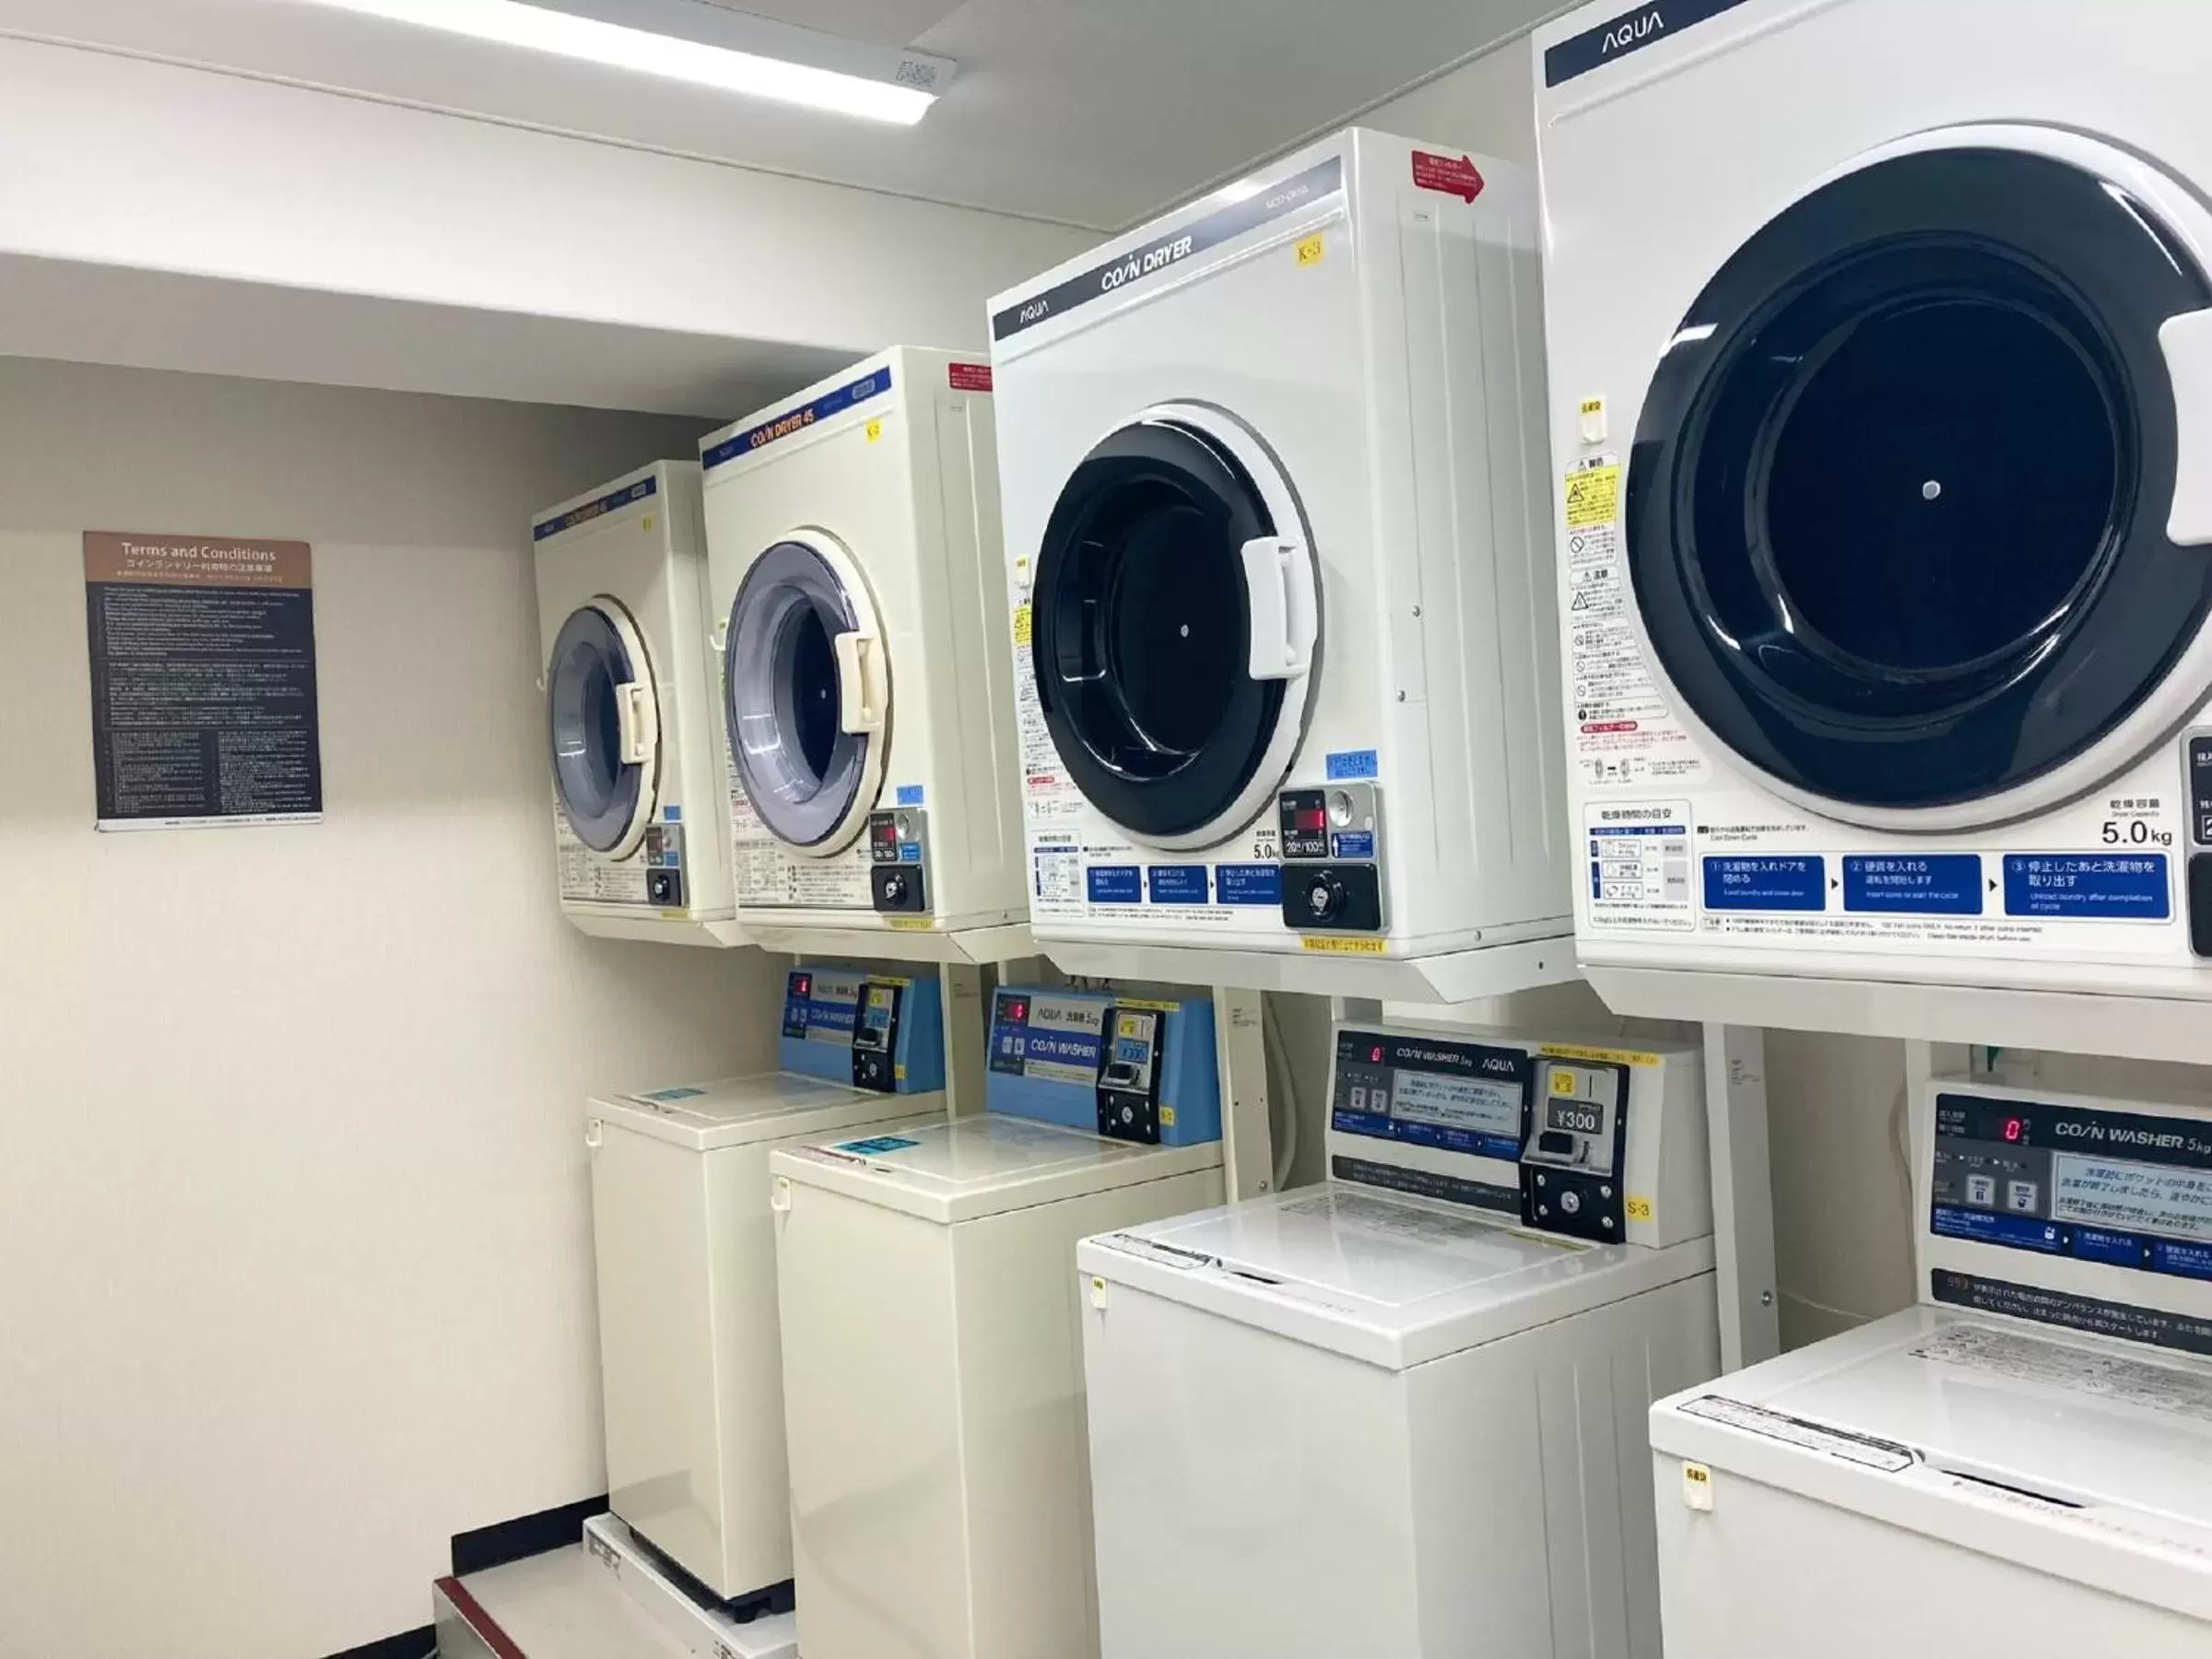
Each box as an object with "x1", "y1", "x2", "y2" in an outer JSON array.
[{"x1": 288, "y1": 0, "x2": 954, "y2": 124}]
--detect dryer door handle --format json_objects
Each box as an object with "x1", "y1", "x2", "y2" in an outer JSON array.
[
  {"x1": 2162, "y1": 309, "x2": 2212, "y2": 547},
  {"x1": 616, "y1": 679, "x2": 659, "y2": 765},
  {"x1": 835, "y1": 630, "x2": 886, "y2": 734},
  {"x1": 1241, "y1": 536, "x2": 1317, "y2": 681}
]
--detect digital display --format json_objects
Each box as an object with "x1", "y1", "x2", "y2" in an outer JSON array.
[
  {"x1": 1392, "y1": 1072, "x2": 1522, "y2": 1137},
  {"x1": 1006, "y1": 998, "x2": 1029, "y2": 1023},
  {"x1": 1295, "y1": 806, "x2": 1327, "y2": 832},
  {"x1": 1113, "y1": 1037, "x2": 1151, "y2": 1065},
  {"x1": 1547, "y1": 1100, "x2": 1606, "y2": 1137}
]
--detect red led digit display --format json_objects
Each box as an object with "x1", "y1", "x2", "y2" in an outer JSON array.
[
  {"x1": 2005, "y1": 1118, "x2": 2026, "y2": 1144},
  {"x1": 1007, "y1": 1000, "x2": 1029, "y2": 1022},
  {"x1": 1296, "y1": 807, "x2": 1327, "y2": 831}
]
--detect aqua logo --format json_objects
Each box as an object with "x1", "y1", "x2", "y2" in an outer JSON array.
[{"x1": 1603, "y1": 8, "x2": 1665, "y2": 52}]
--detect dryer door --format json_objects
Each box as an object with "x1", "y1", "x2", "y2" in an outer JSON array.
[
  {"x1": 1031, "y1": 406, "x2": 1317, "y2": 852},
  {"x1": 547, "y1": 598, "x2": 660, "y2": 859},
  {"x1": 723, "y1": 532, "x2": 888, "y2": 856},
  {"x1": 1630, "y1": 125, "x2": 2212, "y2": 832}
]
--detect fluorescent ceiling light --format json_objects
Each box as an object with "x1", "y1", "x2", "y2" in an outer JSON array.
[{"x1": 288, "y1": 0, "x2": 953, "y2": 124}]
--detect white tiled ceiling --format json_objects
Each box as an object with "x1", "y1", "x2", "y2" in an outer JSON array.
[{"x1": 0, "y1": 0, "x2": 1568, "y2": 230}]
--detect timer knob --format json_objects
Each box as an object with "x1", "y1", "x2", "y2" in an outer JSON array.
[
  {"x1": 881, "y1": 872, "x2": 908, "y2": 905},
  {"x1": 1304, "y1": 871, "x2": 1347, "y2": 924}
]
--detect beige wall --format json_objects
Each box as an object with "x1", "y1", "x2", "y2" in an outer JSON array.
[{"x1": 0, "y1": 359, "x2": 790, "y2": 1657}]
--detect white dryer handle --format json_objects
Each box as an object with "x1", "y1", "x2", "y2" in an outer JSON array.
[
  {"x1": 2161, "y1": 309, "x2": 2212, "y2": 546},
  {"x1": 835, "y1": 630, "x2": 887, "y2": 734},
  {"x1": 615, "y1": 679, "x2": 658, "y2": 766},
  {"x1": 1241, "y1": 536, "x2": 1317, "y2": 681}
]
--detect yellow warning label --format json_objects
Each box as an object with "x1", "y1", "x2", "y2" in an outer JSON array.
[
  {"x1": 1550, "y1": 1069, "x2": 1579, "y2": 1096},
  {"x1": 1564, "y1": 464, "x2": 1621, "y2": 529},
  {"x1": 1302, "y1": 935, "x2": 1388, "y2": 956},
  {"x1": 1295, "y1": 233, "x2": 1326, "y2": 267},
  {"x1": 1578, "y1": 397, "x2": 1605, "y2": 418},
  {"x1": 1626, "y1": 1195, "x2": 1655, "y2": 1223},
  {"x1": 1114, "y1": 998, "x2": 1182, "y2": 1013},
  {"x1": 866, "y1": 418, "x2": 884, "y2": 443},
  {"x1": 1540, "y1": 1041, "x2": 1662, "y2": 1068},
  {"x1": 1013, "y1": 604, "x2": 1033, "y2": 648},
  {"x1": 887, "y1": 917, "x2": 934, "y2": 932},
  {"x1": 641, "y1": 514, "x2": 657, "y2": 532},
  {"x1": 1159, "y1": 1106, "x2": 1178, "y2": 1128}
]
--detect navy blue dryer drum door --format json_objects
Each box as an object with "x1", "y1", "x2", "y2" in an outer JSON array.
[
  {"x1": 1629, "y1": 126, "x2": 2212, "y2": 832},
  {"x1": 548, "y1": 598, "x2": 661, "y2": 860},
  {"x1": 1030, "y1": 405, "x2": 1317, "y2": 852},
  {"x1": 723, "y1": 532, "x2": 888, "y2": 856}
]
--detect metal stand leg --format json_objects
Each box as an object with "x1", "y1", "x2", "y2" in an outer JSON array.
[
  {"x1": 1215, "y1": 989, "x2": 1274, "y2": 1201},
  {"x1": 1705, "y1": 1024, "x2": 1781, "y2": 1371},
  {"x1": 940, "y1": 962, "x2": 988, "y2": 1119}
]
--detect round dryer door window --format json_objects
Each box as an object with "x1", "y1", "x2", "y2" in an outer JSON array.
[
  {"x1": 1031, "y1": 408, "x2": 1318, "y2": 851},
  {"x1": 1630, "y1": 127, "x2": 2212, "y2": 831},
  {"x1": 547, "y1": 599, "x2": 659, "y2": 858},
  {"x1": 723, "y1": 534, "x2": 888, "y2": 854}
]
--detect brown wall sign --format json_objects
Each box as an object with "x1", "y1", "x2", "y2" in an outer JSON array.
[{"x1": 83, "y1": 532, "x2": 324, "y2": 830}]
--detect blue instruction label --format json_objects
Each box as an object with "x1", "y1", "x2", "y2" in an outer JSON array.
[
  {"x1": 1332, "y1": 830, "x2": 1376, "y2": 861},
  {"x1": 1932, "y1": 1207, "x2": 2065, "y2": 1253},
  {"x1": 1702, "y1": 855, "x2": 1827, "y2": 913},
  {"x1": 1325, "y1": 750, "x2": 1380, "y2": 782},
  {"x1": 837, "y1": 1135, "x2": 920, "y2": 1157},
  {"x1": 1216, "y1": 864, "x2": 1283, "y2": 907},
  {"x1": 2001, "y1": 854, "x2": 2171, "y2": 921},
  {"x1": 1842, "y1": 854, "x2": 1983, "y2": 915},
  {"x1": 1088, "y1": 865, "x2": 1142, "y2": 905},
  {"x1": 1147, "y1": 865, "x2": 1210, "y2": 904},
  {"x1": 896, "y1": 784, "x2": 925, "y2": 806}
]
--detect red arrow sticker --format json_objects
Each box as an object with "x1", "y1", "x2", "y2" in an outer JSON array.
[{"x1": 1410, "y1": 150, "x2": 1486, "y2": 205}]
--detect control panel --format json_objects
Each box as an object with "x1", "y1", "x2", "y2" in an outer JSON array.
[
  {"x1": 1277, "y1": 782, "x2": 1384, "y2": 934},
  {"x1": 986, "y1": 987, "x2": 1221, "y2": 1147},
  {"x1": 868, "y1": 806, "x2": 931, "y2": 915},
  {"x1": 847, "y1": 980, "x2": 904, "y2": 1092},
  {"x1": 777, "y1": 965, "x2": 947, "y2": 1094},
  {"x1": 2187, "y1": 730, "x2": 2212, "y2": 958},
  {"x1": 1325, "y1": 1022, "x2": 1709, "y2": 1250},
  {"x1": 1919, "y1": 1073, "x2": 2212, "y2": 1361}
]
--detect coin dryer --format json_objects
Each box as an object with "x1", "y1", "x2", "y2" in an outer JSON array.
[
  {"x1": 702, "y1": 347, "x2": 1026, "y2": 945},
  {"x1": 769, "y1": 1050, "x2": 1226, "y2": 1659},
  {"x1": 1078, "y1": 1025, "x2": 1719, "y2": 1658},
  {"x1": 586, "y1": 970, "x2": 947, "y2": 1619},
  {"x1": 1535, "y1": 0, "x2": 2212, "y2": 1052},
  {"x1": 991, "y1": 127, "x2": 1571, "y2": 993},
  {"x1": 534, "y1": 462, "x2": 740, "y2": 945},
  {"x1": 1651, "y1": 1062, "x2": 2212, "y2": 1655}
]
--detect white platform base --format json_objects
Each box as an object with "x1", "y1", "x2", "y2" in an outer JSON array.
[
  {"x1": 1042, "y1": 932, "x2": 1578, "y2": 1000},
  {"x1": 738, "y1": 918, "x2": 1033, "y2": 968},
  {"x1": 1587, "y1": 964, "x2": 2212, "y2": 1064},
  {"x1": 432, "y1": 1518, "x2": 798, "y2": 1659}
]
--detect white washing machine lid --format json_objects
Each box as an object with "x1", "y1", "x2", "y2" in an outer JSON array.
[
  {"x1": 589, "y1": 1073, "x2": 941, "y2": 1153},
  {"x1": 1652, "y1": 1307, "x2": 2212, "y2": 1617},
  {"x1": 769, "y1": 1113, "x2": 1221, "y2": 1224},
  {"x1": 1080, "y1": 1184, "x2": 1714, "y2": 1371}
]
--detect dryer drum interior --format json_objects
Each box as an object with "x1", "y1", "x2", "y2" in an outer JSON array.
[
  {"x1": 724, "y1": 538, "x2": 877, "y2": 850},
  {"x1": 1630, "y1": 146, "x2": 2212, "y2": 815},
  {"x1": 548, "y1": 599, "x2": 654, "y2": 856},
  {"x1": 1031, "y1": 419, "x2": 1291, "y2": 844}
]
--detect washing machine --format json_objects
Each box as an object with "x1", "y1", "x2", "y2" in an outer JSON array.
[
  {"x1": 769, "y1": 1048, "x2": 1227, "y2": 1659},
  {"x1": 700, "y1": 347, "x2": 1027, "y2": 954},
  {"x1": 1535, "y1": 0, "x2": 2212, "y2": 1053},
  {"x1": 1078, "y1": 1023, "x2": 1716, "y2": 1658},
  {"x1": 989, "y1": 127, "x2": 1572, "y2": 997},
  {"x1": 587, "y1": 966, "x2": 948, "y2": 1618},
  {"x1": 1650, "y1": 1062, "x2": 2212, "y2": 1656},
  {"x1": 535, "y1": 461, "x2": 740, "y2": 945}
]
